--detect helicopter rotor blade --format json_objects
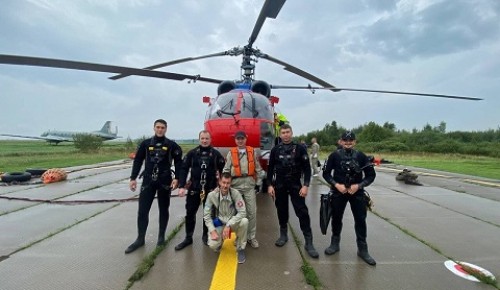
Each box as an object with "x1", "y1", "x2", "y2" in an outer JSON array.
[
  {"x1": 269, "y1": 85, "x2": 482, "y2": 101},
  {"x1": 109, "y1": 50, "x2": 238, "y2": 80},
  {"x1": 260, "y1": 53, "x2": 338, "y2": 89},
  {"x1": 0, "y1": 54, "x2": 222, "y2": 84},
  {"x1": 248, "y1": 0, "x2": 286, "y2": 47}
]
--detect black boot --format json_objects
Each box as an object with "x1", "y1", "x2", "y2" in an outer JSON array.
[
  {"x1": 304, "y1": 234, "x2": 319, "y2": 258},
  {"x1": 125, "y1": 236, "x2": 145, "y2": 254},
  {"x1": 324, "y1": 235, "x2": 340, "y2": 255},
  {"x1": 175, "y1": 237, "x2": 193, "y2": 251},
  {"x1": 202, "y1": 225, "x2": 208, "y2": 246},
  {"x1": 357, "y1": 242, "x2": 376, "y2": 266},
  {"x1": 275, "y1": 227, "x2": 288, "y2": 247},
  {"x1": 157, "y1": 233, "x2": 165, "y2": 246}
]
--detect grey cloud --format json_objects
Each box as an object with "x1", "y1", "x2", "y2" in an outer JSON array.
[{"x1": 355, "y1": 0, "x2": 500, "y2": 61}]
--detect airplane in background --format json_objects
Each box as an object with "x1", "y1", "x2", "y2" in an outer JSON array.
[{"x1": 0, "y1": 121, "x2": 121, "y2": 145}]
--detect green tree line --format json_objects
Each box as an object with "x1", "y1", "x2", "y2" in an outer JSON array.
[{"x1": 295, "y1": 121, "x2": 500, "y2": 158}]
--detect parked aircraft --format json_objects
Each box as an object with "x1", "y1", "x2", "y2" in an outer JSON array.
[{"x1": 0, "y1": 121, "x2": 121, "y2": 145}]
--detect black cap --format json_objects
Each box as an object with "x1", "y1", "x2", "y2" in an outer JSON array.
[
  {"x1": 234, "y1": 131, "x2": 247, "y2": 138},
  {"x1": 341, "y1": 131, "x2": 356, "y2": 140}
]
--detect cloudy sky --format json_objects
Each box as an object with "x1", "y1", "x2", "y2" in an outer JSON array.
[{"x1": 1, "y1": 0, "x2": 499, "y2": 140}]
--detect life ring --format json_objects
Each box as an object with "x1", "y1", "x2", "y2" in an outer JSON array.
[
  {"x1": 1, "y1": 172, "x2": 32, "y2": 183},
  {"x1": 26, "y1": 168, "x2": 48, "y2": 176}
]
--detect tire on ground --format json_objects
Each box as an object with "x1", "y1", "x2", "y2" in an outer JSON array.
[
  {"x1": 26, "y1": 168, "x2": 48, "y2": 176},
  {"x1": 1, "y1": 172, "x2": 32, "y2": 183}
]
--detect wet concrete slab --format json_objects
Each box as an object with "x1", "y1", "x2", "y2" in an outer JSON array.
[
  {"x1": 0, "y1": 173, "x2": 131, "y2": 220},
  {"x1": 373, "y1": 187, "x2": 500, "y2": 259},
  {"x1": 0, "y1": 199, "x2": 185, "y2": 290},
  {"x1": 377, "y1": 166, "x2": 500, "y2": 201},
  {"x1": 385, "y1": 185, "x2": 500, "y2": 225},
  {"x1": 57, "y1": 179, "x2": 136, "y2": 202},
  {"x1": 132, "y1": 192, "x2": 312, "y2": 290},
  {"x1": 0, "y1": 163, "x2": 498, "y2": 290},
  {"x1": 0, "y1": 202, "x2": 115, "y2": 257},
  {"x1": 235, "y1": 193, "x2": 313, "y2": 290},
  {"x1": 2, "y1": 168, "x2": 130, "y2": 204},
  {"x1": 288, "y1": 172, "x2": 499, "y2": 290},
  {"x1": 0, "y1": 184, "x2": 43, "y2": 195},
  {"x1": 0, "y1": 199, "x2": 34, "y2": 215}
]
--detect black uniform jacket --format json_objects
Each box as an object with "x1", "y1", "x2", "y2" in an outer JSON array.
[
  {"x1": 130, "y1": 136, "x2": 183, "y2": 183},
  {"x1": 267, "y1": 141, "x2": 311, "y2": 187},
  {"x1": 322, "y1": 148, "x2": 376, "y2": 191},
  {"x1": 178, "y1": 145, "x2": 225, "y2": 191}
]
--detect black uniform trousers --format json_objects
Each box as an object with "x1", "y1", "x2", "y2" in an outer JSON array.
[
  {"x1": 137, "y1": 178, "x2": 172, "y2": 238},
  {"x1": 184, "y1": 190, "x2": 208, "y2": 238},
  {"x1": 274, "y1": 178, "x2": 312, "y2": 235},
  {"x1": 330, "y1": 190, "x2": 367, "y2": 243}
]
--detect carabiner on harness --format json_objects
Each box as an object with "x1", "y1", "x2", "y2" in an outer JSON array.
[
  {"x1": 200, "y1": 170, "x2": 207, "y2": 202},
  {"x1": 152, "y1": 165, "x2": 159, "y2": 181}
]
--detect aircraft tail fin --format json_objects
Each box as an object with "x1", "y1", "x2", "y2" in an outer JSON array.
[{"x1": 99, "y1": 121, "x2": 114, "y2": 134}]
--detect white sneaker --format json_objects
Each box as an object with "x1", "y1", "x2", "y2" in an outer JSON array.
[
  {"x1": 313, "y1": 174, "x2": 318, "y2": 177},
  {"x1": 248, "y1": 238, "x2": 259, "y2": 248}
]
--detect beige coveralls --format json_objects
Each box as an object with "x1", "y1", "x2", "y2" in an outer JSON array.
[
  {"x1": 223, "y1": 148, "x2": 263, "y2": 241},
  {"x1": 310, "y1": 142, "x2": 320, "y2": 175},
  {"x1": 203, "y1": 187, "x2": 248, "y2": 251}
]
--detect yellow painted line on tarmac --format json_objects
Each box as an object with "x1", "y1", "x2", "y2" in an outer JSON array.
[
  {"x1": 209, "y1": 233, "x2": 238, "y2": 290},
  {"x1": 463, "y1": 179, "x2": 500, "y2": 188}
]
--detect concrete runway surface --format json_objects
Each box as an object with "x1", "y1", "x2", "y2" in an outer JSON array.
[{"x1": 0, "y1": 160, "x2": 498, "y2": 290}]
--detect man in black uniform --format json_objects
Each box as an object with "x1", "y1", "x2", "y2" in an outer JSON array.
[
  {"x1": 267, "y1": 124, "x2": 319, "y2": 258},
  {"x1": 322, "y1": 131, "x2": 377, "y2": 265},
  {"x1": 175, "y1": 130, "x2": 225, "y2": 250},
  {"x1": 125, "y1": 119, "x2": 183, "y2": 254}
]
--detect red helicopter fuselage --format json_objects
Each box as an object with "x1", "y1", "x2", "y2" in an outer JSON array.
[{"x1": 203, "y1": 89, "x2": 277, "y2": 171}]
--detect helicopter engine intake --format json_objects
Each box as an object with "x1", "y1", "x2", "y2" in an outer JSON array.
[
  {"x1": 251, "y1": 80, "x2": 271, "y2": 98},
  {"x1": 217, "y1": 80, "x2": 236, "y2": 95}
]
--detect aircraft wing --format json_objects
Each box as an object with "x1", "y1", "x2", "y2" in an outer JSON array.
[{"x1": 0, "y1": 134, "x2": 71, "y2": 142}]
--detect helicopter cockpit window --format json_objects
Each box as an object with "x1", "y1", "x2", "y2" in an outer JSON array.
[
  {"x1": 206, "y1": 91, "x2": 273, "y2": 121},
  {"x1": 241, "y1": 92, "x2": 273, "y2": 120},
  {"x1": 206, "y1": 93, "x2": 235, "y2": 120}
]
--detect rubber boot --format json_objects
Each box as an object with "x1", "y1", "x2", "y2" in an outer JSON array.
[
  {"x1": 125, "y1": 235, "x2": 145, "y2": 254},
  {"x1": 157, "y1": 231, "x2": 165, "y2": 246},
  {"x1": 275, "y1": 227, "x2": 288, "y2": 247},
  {"x1": 304, "y1": 234, "x2": 319, "y2": 258},
  {"x1": 357, "y1": 242, "x2": 376, "y2": 266},
  {"x1": 202, "y1": 224, "x2": 208, "y2": 245},
  {"x1": 324, "y1": 235, "x2": 340, "y2": 255},
  {"x1": 175, "y1": 236, "x2": 193, "y2": 251}
]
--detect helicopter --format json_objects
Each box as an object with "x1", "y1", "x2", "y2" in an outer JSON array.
[{"x1": 0, "y1": 0, "x2": 484, "y2": 172}]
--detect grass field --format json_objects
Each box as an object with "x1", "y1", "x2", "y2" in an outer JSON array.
[
  {"x1": 0, "y1": 140, "x2": 196, "y2": 173},
  {"x1": 1, "y1": 140, "x2": 499, "y2": 180},
  {"x1": 318, "y1": 151, "x2": 500, "y2": 180}
]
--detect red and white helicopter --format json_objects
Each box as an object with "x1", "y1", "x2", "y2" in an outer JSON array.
[{"x1": 0, "y1": 0, "x2": 481, "y2": 172}]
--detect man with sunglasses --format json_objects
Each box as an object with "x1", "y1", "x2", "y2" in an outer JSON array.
[{"x1": 322, "y1": 131, "x2": 377, "y2": 265}]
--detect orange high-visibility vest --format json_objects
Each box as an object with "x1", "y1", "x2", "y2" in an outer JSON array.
[{"x1": 230, "y1": 146, "x2": 256, "y2": 177}]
